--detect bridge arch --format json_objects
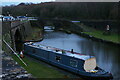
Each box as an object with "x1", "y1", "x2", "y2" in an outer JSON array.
[{"x1": 14, "y1": 29, "x2": 22, "y2": 52}]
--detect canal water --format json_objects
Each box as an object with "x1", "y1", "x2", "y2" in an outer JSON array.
[{"x1": 35, "y1": 31, "x2": 120, "y2": 80}]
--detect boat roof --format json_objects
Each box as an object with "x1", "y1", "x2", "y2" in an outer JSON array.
[{"x1": 24, "y1": 42, "x2": 95, "y2": 60}]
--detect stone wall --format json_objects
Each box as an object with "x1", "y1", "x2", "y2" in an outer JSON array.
[
  {"x1": 2, "y1": 20, "x2": 32, "y2": 52},
  {"x1": 2, "y1": 21, "x2": 11, "y2": 35}
]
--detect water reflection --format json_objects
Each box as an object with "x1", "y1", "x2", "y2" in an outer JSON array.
[{"x1": 36, "y1": 31, "x2": 120, "y2": 80}]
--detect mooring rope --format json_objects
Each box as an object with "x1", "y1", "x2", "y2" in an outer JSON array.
[{"x1": 3, "y1": 39, "x2": 27, "y2": 66}]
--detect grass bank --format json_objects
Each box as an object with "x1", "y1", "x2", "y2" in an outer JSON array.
[
  {"x1": 75, "y1": 22, "x2": 120, "y2": 44},
  {"x1": 11, "y1": 54, "x2": 64, "y2": 78},
  {"x1": 83, "y1": 31, "x2": 119, "y2": 44}
]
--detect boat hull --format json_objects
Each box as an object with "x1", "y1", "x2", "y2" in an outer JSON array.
[{"x1": 24, "y1": 44, "x2": 113, "y2": 79}]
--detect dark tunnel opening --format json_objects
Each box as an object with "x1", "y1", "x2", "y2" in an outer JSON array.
[{"x1": 14, "y1": 29, "x2": 23, "y2": 52}]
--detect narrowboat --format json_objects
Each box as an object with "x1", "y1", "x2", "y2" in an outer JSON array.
[{"x1": 24, "y1": 42, "x2": 113, "y2": 80}]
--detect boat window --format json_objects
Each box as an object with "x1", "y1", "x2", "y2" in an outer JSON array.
[
  {"x1": 55, "y1": 56, "x2": 61, "y2": 62},
  {"x1": 70, "y1": 59, "x2": 78, "y2": 67}
]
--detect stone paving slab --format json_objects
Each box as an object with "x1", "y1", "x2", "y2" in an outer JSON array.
[{"x1": 2, "y1": 52, "x2": 33, "y2": 80}]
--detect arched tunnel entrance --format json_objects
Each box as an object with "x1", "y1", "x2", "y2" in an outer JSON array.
[{"x1": 14, "y1": 29, "x2": 23, "y2": 52}]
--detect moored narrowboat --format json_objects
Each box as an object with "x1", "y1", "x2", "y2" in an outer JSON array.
[{"x1": 24, "y1": 42, "x2": 113, "y2": 80}]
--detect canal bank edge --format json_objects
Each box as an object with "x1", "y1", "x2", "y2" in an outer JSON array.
[
  {"x1": 74, "y1": 31, "x2": 120, "y2": 46},
  {"x1": 54, "y1": 25, "x2": 120, "y2": 46},
  {"x1": 22, "y1": 20, "x2": 120, "y2": 46}
]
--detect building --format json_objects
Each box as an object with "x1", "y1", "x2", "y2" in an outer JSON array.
[{"x1": 3, "y1": 16, "x2": 15, "y2": 21}]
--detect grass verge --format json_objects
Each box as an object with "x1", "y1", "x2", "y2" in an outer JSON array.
[
  {"x1": 75, "y1": 22, "x2": 120, "y2": 44},
  {"x1": 11, "y1": 54, "x2": 64, "y2": 78},
  {"x1": 83, "y1": 31, "x2": 120, "y2": 43}
]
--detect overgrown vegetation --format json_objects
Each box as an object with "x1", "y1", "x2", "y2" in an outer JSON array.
[
  {"x1": 25, "y1": 26, "x2": 43, "y2": 41},
  {"x1": 3, "y1": 2, "x2": 119, "y2": 20},
  {"x1": 2, "y1": 32, "x2": 12, "y2": 53}
]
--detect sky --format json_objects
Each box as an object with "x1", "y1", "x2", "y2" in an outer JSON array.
[
  {"x1": 1, "y1": 0, "x2": 55, "y2": 6},
  {"x1": 56, "y1": 0, "x2": 120, "y2": 2},
  {"x1": 1, "y1": 0, "x2": 119, "y2": 6}
]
